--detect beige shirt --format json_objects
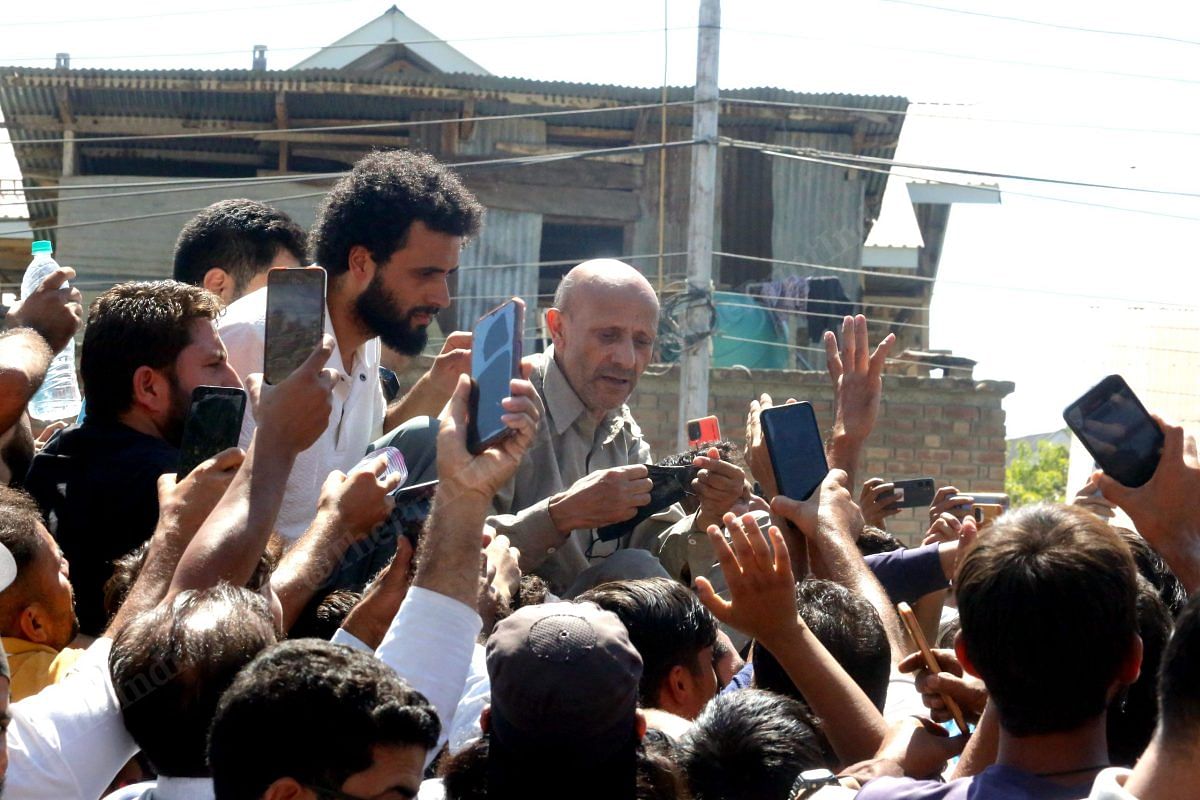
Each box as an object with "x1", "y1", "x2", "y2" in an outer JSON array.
[
  {"x1": 486, "y1": 347, "x2": 662, "y2": 593},
  {"x1": 220, "y1": 287, "x2": 386, "y2": 541}
]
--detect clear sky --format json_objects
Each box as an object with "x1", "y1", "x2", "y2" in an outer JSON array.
[{"x1": 3, "y1": 0, "x2": 1199, "y2": 436}]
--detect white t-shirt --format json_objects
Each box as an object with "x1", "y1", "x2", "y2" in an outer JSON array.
[
  {"x1": 6, "y1": 638, "x2": 137, "y2": 800},
  {"x1": 220, "y1": 287, "x2": 386, "y2": 541},
  {"x1": 1088, "y1": 768, "x2": 1138, "y2": 800}
]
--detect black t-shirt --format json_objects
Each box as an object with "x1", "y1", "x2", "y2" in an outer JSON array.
[{"x1": 24, "y1": 420, "x2": 179, "y2": 636}]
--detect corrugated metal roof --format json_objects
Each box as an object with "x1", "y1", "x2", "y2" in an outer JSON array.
[{"x1": 0, "y1": 66, "x2": 907, "y2": 239}]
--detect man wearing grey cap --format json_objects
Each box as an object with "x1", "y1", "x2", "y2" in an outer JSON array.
[{"x1": 436, "y1": 601, "x2": 684, "y2": 799}]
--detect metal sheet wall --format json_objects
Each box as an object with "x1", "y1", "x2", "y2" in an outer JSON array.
[
  {"x1": 55, "y1": 174, "x2": 328, "y2": 280},
  {"x1": 770, "y1": 130, "x2": 865, "y2": 299},
  {"x1": 455, "y1": 208, "x2": 543, "y2": 348}
]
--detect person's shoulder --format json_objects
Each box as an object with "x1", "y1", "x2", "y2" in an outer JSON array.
[
  {"x1": 218, "y1": 288, "x2": 268, "y2": 332},
  {"x1": 856, "y1": 775, "x2": 967, "y2": 800}
]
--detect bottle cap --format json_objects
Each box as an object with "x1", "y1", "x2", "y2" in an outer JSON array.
[{"x1": 31, "y1": 240, "x2": 53, "y2": 255}]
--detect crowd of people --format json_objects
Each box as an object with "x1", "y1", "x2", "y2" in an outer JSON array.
[{"x1": 0, "y1": 147, "x2": 1196, "y2": 800}]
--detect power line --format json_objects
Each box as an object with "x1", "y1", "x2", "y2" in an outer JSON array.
[
  {"x1": 712, "y1": 251, "x2": 1200, "y2": 309},
  {"x1": 4, "y1": 100, "x2": 697, "y2": 149},
  {"x1": 776, "y1": 144, "x2": 1200, "y2": 200},
  {"x1": 727, "y1": 141, "x2": 1200, "y2": 224},
  {"x1": 876, "y1": 0, "x2": 1200, "y2": 48},
  {"x1": 726, "y1": 27, "x2": 1200, "y2": 86},
  {"x1": 5, "y1": 139, "x2": 698, "y2": 236}
]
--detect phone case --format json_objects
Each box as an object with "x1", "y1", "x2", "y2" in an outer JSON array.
[
  {"x1": 761, "y1": 402, "x2": 828, "y2": 502},
  {"x1": 264, "y1": 268, "x2": 326, "y2": 385},
  {"x1": 886, "y1": 477, "x2": 935, "y2": 509},
  {"x1": 1063, "y1": 374, "x2": 1163, "y2": 488},
  {"x1": 178, "y1": 386, "x2": 247, "y2": 477},
  {"x1": 687, "y1": 415, "x2": 722, "y2": 447},
  {"x1": 468, "y1": 299, "x2": 524, "y2": 455}
]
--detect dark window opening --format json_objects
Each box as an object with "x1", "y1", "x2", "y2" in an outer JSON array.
[{"x1": 537, "y1": 221, "x2": 626, "y2": 301}]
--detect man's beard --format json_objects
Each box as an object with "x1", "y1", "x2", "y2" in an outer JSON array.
[
  {"x1": 163, "y1": 375, "x2": 192, "y2": 448},
  {"x1": 355, "y1": 271, "x2": 436, "y2": 356}
]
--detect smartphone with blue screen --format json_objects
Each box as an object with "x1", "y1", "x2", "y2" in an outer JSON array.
[
  {"x1": 468, "y1": 298, "x2": 524, "y2": 455},
  {"x1": 761, "y1": 401, "x2": 828, "y2": 501}
]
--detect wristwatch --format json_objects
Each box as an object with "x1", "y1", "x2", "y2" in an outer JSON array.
[{"x1": 789, "y1": 768, "x2": 841, "y2": 799}]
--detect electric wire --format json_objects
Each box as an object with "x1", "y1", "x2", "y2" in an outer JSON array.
[{"x1": 875, "y1": 0, "x2": 1200, "y2": 48}]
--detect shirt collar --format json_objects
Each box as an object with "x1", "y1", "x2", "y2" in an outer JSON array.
[
  {"x1": 153, "y1": 776, "x2": 215, "y2": 800},
  {"x1": 541, "y1": 346, "x2": 637, "y2": 444}
]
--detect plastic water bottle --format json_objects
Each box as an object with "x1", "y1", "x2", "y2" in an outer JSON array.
[{"x1": 21, "y1": 241, "x2": 81, "y2": 422}]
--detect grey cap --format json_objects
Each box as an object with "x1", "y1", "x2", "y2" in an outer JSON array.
[{"x1": 485, "y1": 601, "x2": 642, "y2": 760}]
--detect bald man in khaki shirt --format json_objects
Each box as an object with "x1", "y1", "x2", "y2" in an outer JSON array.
[{"x1": 486, "y1": 260, "x2": 746, "y2": 594}]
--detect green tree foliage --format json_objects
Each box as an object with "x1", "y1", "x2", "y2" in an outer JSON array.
[{"x1": 1006, "y1": 440, "x2": 1069, "y2": 506}]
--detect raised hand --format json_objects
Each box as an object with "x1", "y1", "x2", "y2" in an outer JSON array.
[
  {"x1": 860, "y1": 477, "x2": 902, "y2": 529},
  {"x1": 744, "y1": 393, "x2": 796, "y2": 499},
  {"x1": 248, "y1": 335, "x2": 337, "y2": 457},
  {"x1": 1094, "y1": 417, "x2": 1200, "y2": 592},
  {"x1": 436, "y1": 373, "x2": 541, "y2": 503},
  {"x1": 929, "y1": 485, "x2": 973, "y2": 524},
  {"x1": 8, "y1": 266, "x2": 83, "y2": 354},
  {"x1": 157, "y1": 447, "x2": 246, "y2": 539},
  {"x1": 825, "y1": 314, "x2": 895, "y2": 445},
  {"x1": 428, "y1": 331, "x2": 472, "y2": 396},
  {"x1": 695, "y1": 512, "x2": 798, "y2": 647}
]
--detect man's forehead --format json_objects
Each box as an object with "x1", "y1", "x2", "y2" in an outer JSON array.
[{"x1": 566, "y1": 282, "x2": 658, "y2": 323}]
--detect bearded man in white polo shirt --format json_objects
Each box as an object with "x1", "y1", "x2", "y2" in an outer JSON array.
[{"x1": 220, "y1": 150, "x2": 483, "y2": 541}]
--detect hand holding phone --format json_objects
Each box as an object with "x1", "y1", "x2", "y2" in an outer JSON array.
[
  {"x1": 387, "y1": 480, "x2": 440, "y2": 548},
  {"x1": 897, "y1": 602, "x2": 969, "y2": 734},
  {"x1": 264, "y1": 267, "x2": 327, "y2": 385},
  {"x1": 1064, "y1": 374, "x2": 1163, "y2": 488},
  {"x1": 878, "y1": 477, "x2": 936, "y2": 510},
  {"x1": 468, "y1": 298, "x2": 524, "y2": 455},
  {"x1": 178, "y1": 386, "x2": 247, "y2": 477},
  {"x1": 761, "y1": 401, "x2": 828, "y2": 501}
]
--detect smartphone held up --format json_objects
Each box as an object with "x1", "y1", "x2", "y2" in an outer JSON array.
[
  {"x1": 761, "y1": 401, "x2": 828, "y2": 501},
  {"x1": 264, "y1": 267, "x2": 327, "y2": 385},
  {"x1": 1064, "y1": 374, "x2": 1164, "y2": 488},
  {"x1": 178, "y1": 386, "x2": 247, "y2": 477},
  {"x1": 468, "y1": 297, "x2": 525, "y2": 455}
]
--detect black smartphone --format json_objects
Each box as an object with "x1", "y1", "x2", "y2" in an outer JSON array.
[
  {"x1": 882, "y1": 477, "x2": 936, "y2": 509},
  {"x1": 264, "y1": 267, "x2": 326, "y2": 385},
  {"x1": 596, "y1": 465, "x2": 700, "y2": 542},
  {"x1": 389, "y1": 480, "x2": 439, "y2": 548},
  {"x1": 178, "y1": 386, "x2": 247, "y2": 477},
  {"x1": 468, "y1": 298, "x2": 524, "y2": 455},
  {"x1": 761, "y1": 401, "x2": 828, "y2": 501},
  {"x1": 1064, "y1": 374, "x2": 1163, "y2": 488}
]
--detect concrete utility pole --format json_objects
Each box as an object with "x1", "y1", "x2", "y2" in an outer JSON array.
[{"x1": 676, "y1": 0, "x2": 720, "y2": 450}]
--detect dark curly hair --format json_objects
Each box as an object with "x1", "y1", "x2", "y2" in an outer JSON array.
[{"x1": 310, "y1": 150, "x2": 483, "y2": 278}]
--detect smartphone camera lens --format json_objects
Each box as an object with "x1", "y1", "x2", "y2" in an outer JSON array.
[{"x1": 687, "y1": 422, "x2": 701, "y2": 440}]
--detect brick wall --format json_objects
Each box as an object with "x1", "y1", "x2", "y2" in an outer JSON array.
[{"x1": 395, "y1": 357, "x2": 1014, "y2": 544}]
